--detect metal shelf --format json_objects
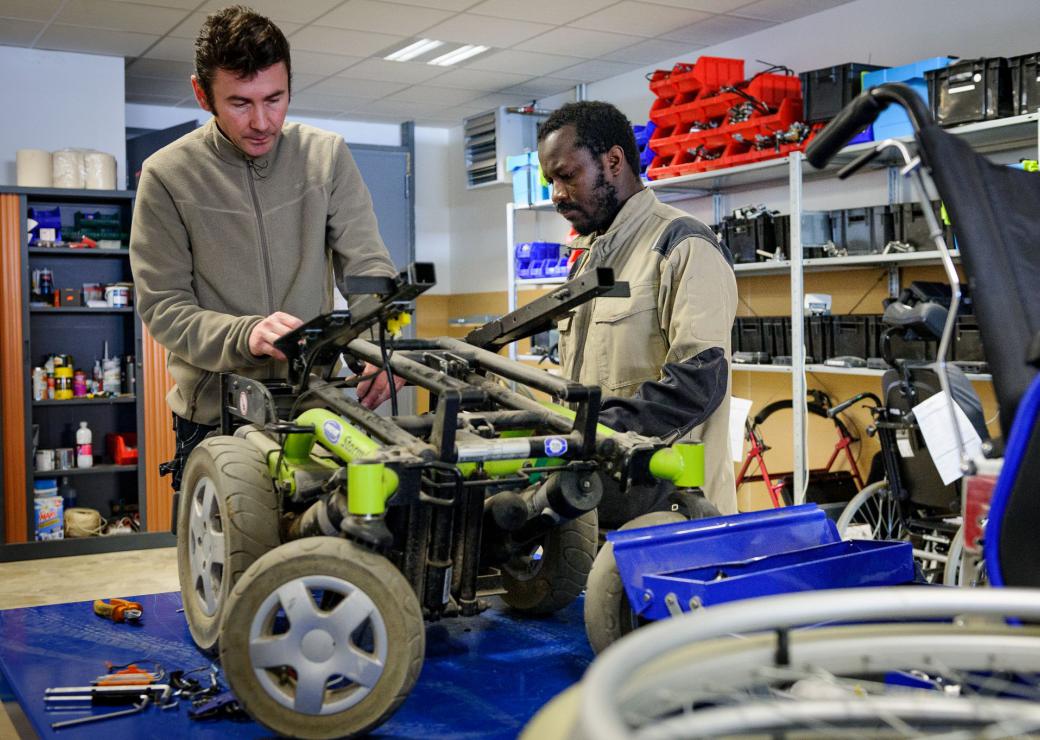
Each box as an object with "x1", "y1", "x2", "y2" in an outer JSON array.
[
  {"x1": 734, "y1": 250, "x2": 962, "y2": 276},
  {"x1": 33, "y1": 396, "x2": 136, "y2": 406},
  {"x1": 732, "y1": 363, "x2": 792, "y2": 374},
  {"x1": 30, "y1": 306, "x2": 133, "y2": 314},
  {"x1": 516, "y1": 277, "x2": 567, "y2": 286},
  {"x1": 29, "y1": 247, "x2": 128, "y2": 257},
  {"x1": 737, "y1": 362, "x2": 993, "y2": 382},
  {"x1": 32, "y1": 464, "x2": 138, "y2": 478}
]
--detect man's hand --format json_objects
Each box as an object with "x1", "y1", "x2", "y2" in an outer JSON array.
[
  {"x1": 356, "y1": 361, "x2": 407, "y2": 410},
  {"x1": 248, "y1": 311, "x2": 304, "y2": 361}
]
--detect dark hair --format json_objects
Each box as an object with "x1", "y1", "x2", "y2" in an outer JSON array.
[
  {"x1": 194, "y1": 5, "x2": 292, "y2": 105},
  {"x1": 538, "y1": 101, "x2": 640, "y2": 178}
]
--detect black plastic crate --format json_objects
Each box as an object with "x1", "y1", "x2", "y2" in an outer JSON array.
[
  {"x1": 1011, "y1": 52, "x2": 1040, "y2": 115},
  {"x1": 774, "y1": 212, "x2": 833, "y2": 259},
  {"x1": 731, "y1": 318, "x2": 740, "y2": 352},
  {"x1": 737, "y1": 316, "x2": 767, "y2": 353},
  {"x1": 831, "y1": 314, "x2": 878, "y2": 360},
  {"x1": 834, "y1": 206, "x2": 894, "y2": 255},
  {"x1": 926, "y1": 57, "x2": 1015, "y2": 127},
  {"x1": 761, "y1": 316, "x2": 791, "y2": 359},
  {"x1": 723, "y1": 213, "x2": 777, "y2": 263},
  {"x1": 799, "y1": 63, "x2": 887, "y2": 123},
  {"x1": 806, "y1": 315, "x2": 834, "y2": 363},
  {"x1": 954, "y1": 314, "x2": 986, "y2": 363},
  {"x1": 893, "y1": 201, "x2": 950, "y2": 250}
]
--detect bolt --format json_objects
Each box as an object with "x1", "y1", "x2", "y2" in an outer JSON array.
[
  {"x1": 688, "y1": 596, "x2": 702, "y2": 611},
  {"x1": 642, "y1": 592, "x2": 651, "y2": 603}
]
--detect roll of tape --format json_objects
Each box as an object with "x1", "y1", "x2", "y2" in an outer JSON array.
[
  {"x1": 52, "y1": 149, "x2": 85, "y2": 189},
  {"x1": 16, "y1": 149, "x2": 52, "y2": 187},
  {"x1": 84, "y1": 151, "x2": 116, "y2": 190}
]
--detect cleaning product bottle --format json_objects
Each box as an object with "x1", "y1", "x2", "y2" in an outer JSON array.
[
  {"x1": 76, "y1": 421, "x2": 93, "y2": 468},
  {"x1": 59, "y1": 476, "x2": 77, "y2": 510}
]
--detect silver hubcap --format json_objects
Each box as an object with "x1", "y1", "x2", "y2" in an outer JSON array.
[
  {"x1": 188, "y1": 476, "x2": 225, "y2": 616},
  {"x1": 249, "y1": 575, "x2": 387, "y2": 715}
]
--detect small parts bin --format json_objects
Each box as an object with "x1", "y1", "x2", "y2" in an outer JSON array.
[
  {"x1": 611, "y1": 505, "x2": 915, "y2": 620},
  {"x1": 515, "y1": 242, "x2": 565, "y2": 280},
  {"x1": 926, "y1": 57, "x2": 1015, "y2": 127},
  {"x1": 800, "y1": 62, "x2": 887, "y2": 123}
]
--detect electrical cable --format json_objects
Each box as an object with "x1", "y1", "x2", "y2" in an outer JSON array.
[{"x1": 379, "y1": 322, "x2": 399, "y2": 416}]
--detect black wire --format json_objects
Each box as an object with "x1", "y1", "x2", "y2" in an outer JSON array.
[{"x1": 379, "y1": 322, "x2": 399, "y2": 416}]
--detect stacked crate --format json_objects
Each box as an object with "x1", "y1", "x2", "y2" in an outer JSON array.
[{"x1": 646, "y1": 57, "x2": 809, "y2": 180}]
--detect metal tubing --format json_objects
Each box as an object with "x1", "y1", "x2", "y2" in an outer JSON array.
[
  {"x1": 456, "y1": 484, "x2": 485, "y2": 613},
  {"x1": 347, "y1": 338, "x2": 482, "y2": 399},
  {"x1": 463, "y1": 373, "x2": 573, "y2": 434}
]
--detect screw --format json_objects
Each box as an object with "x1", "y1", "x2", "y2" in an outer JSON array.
[
  {"x1": 688, "y1": 596, "x2": 702, "y2": 611},
  {"x1": 642, "y1": 592, "x2": 651, "y2": 603}
]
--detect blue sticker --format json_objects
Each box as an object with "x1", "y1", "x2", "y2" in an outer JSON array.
[
  {"x1": 323, "y1": 419, "x2": 342, "y2": 444},
  {"x1": 544, "y1": 437, "x2": 568, "y2": 457}
]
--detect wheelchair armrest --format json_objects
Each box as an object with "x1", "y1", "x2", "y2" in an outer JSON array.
[{"x1": 882, "y1": 301, "x2": 948, "y2": 341}]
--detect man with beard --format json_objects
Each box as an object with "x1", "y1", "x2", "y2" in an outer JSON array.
[{"x1": 537, "y1": 101, "x2": 738, "y2": 519}]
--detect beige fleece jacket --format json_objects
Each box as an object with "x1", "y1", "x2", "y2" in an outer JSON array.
[{"x1": 130, "y1": 119, "x2": 397, "y2": 425}]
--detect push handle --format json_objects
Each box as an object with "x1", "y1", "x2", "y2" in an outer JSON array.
[{"x1": 827, "y1": 392, "x2": 882, "y2": 418}]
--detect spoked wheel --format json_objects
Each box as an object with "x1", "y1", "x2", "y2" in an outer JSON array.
[
  {"x1": 583, "y1": 511, "x2": 687, "y2": 655},
  {"x1": 501, "y1": 510, "x2": 598, "y2": 615},
  {"x1": 219, "y1": 537, "x2": 424, "y2": 739},
  {"x1": 177, "y1": 436, "x2": 280, "y2": 652},
  {"x1": 943, "y1": 524, "x2": 989, "y2": 587},
  {"x1": 835, "y1": 481, "x2": 910, "y2": 541}
]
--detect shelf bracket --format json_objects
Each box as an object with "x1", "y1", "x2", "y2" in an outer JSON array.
[{"x1": 888, "y1": 265, "x2": 901, "y2": 298}]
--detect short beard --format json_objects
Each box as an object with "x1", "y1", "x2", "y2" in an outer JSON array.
[{"x1": 574, "y1": 167, "x2": 621, "y2": 236}]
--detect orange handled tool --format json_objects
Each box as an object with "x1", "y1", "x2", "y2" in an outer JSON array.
[{"x1": 93, "y1": 598, "x2": 143, "y2": 623}]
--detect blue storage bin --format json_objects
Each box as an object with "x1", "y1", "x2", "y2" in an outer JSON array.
[
  {"x1": 863, "y1": 57, "x2": 956, "y2": 140},
  {"x1": 27, "y1": 206, "x2": 62, "y2": 245},
  {"x1": 515, "y1": 242, "x2": 562, "y2": 280},
  {"x1": 507, "y1": 151, "x2": 537, "y2": 205}
]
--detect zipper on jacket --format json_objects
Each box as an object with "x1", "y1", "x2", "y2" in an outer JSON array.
[{"x1": 246, "y1": 163, "x2": 275, "y2": 314}]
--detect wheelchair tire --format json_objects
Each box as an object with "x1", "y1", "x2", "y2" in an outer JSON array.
[
  {"x1": 583, "y1": 510, "x2": 687, "y2": 655},
  {"x1": 177, "y1": 436, "x2": 280, "y2": 653},
  {"x1": 500, "y1": 510, "x2": 597, "y2": 615},
  {"x1": 835, "y1": 480, "x2": 909, "y2": 540},
  {"x1": 219, "y1": 537, "x2": 424, "y2": 739}
]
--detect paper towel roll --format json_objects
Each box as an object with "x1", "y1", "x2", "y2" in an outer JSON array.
[
  {"x1": 84, "y1": 151, "x2": 116, "y2": 190},
  {"x1": 16, "y1": 149, "x2": 52, "y2": 187},
  {"x1": 53, "y1": 149, "x2": 86, "y2": 189}
]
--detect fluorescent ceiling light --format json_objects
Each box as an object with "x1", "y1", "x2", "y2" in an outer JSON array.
[
  {"x1": 427, "y1": 44, "x2": 490, "y2": 67},
  {"x1": 384, "y1": 38, "x2": 443, "y2": 62}
]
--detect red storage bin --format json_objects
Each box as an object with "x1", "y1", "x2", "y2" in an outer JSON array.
[
  {"x1": 107, "y1": 432, "x2": 138, "y2": 465},
  {"x1": 648, "y1": 57, "x2": 744, "y2": 99}
]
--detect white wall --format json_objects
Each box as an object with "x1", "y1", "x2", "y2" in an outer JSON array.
[
  {"x1": 0, "y1": 46, "x2": 126, "y2": 187},
  {"x1": 448, "y1": 0, "x2": 1040, "y2": 294}
]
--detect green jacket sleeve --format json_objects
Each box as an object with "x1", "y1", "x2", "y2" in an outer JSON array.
[
  {"x1": 327, "y1": 139, "x2": 398, "y2": 295},
  {"x1": 130, "y1": 164, "x2": 266, "y2": 373}
]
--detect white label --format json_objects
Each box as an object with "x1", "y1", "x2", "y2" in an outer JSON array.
[
  {"x1": 39, "y1": 227, "x2": 56, "y2": 241},
  {"x1": 896, "y1": 433, "x2": 915, "y2": 458},
  {"x1": 844, "y1": 523, "x2": 875, "y2": 541},
  {"x1": 728, "y1": 397, "x2": 753, "y2": 462},
  {"x1": 948, "y1": 83, "x2": 977, "y2": 95},
  {"x1": 442, "y1": 566, "x2": 453, "y2": 604},
  {"x1": 912, "y1": 391, "x2": 984, "y2": 486}
]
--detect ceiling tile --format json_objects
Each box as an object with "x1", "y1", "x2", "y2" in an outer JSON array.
[
  {"x1": 646, "y1": 0, "x2": 755, "y2": 10},
  {"x1": 1, "y1": 0, "x2": 62, "y2": 21},
  {"x1": 127, "y1": 92, "x2": 191, "y2": 106},
  {"x1": 319, "y1": 0, "x2": 454, "y2": 36},
  {"x1": 306, "y1": 76, "x2": 410, "y2": 98},
  {"x1": 359, "y1": 99, "x2": 446, "y2": 116},
  {"x1": 125, "y1": 57, "x2": 195, "y2": 80},
  {"x1": 552, "y1": 58, "x2": 642, "y2": 82},
  {"x1": 0, "y1": 18, "x2": 44, "y2": 46},
  {"x1": 464, "y1": 49, "x2": 587, "y2": 76},
  {"x1": 464, "y1": 92, "x2": 534, "y2": 109},
  {"x1": 142, "y1": 34, "x2": 195, "y2": 61},
  {"x1": 170, "y1": 12, "x2": 301, "y2": 39},
  {"x1": 466, "y1": 0, "x2": 616, "y2": 24},
  {"x1": 387, "y1": 85, "x2": 483, "y2": 105},
  {"x1": 499, "y1": 76, "x2": 575, "y2": 97},
  {"x1": 515, "y1": 27, "x2": 645, "y2": 58},
  {"x1": 107, "y1": 0, "x2": 200, "y2": 8},
  {"x1": 572, "y1": 2, "x2": 712, "y2": 37},
  {"x1": 126, "y1": 75, "x2": 193, "y2": 98},
  {"x1": 289, "y1": 50, "x2": 363, "y2": 76},
  {"x1": 603, "y1": 37, "x2": 700, "y2": 65},
  {"x1": 661, "y1": 13, "x2": 775, "y2": 44},
  {"x1": 289, "y1": 26, "x2": 406, "y2": 57},
  {"x1": 37, "y1": 24, "x2": 159, "y2": 56},
  {"x1": 199, "y1": 0, "x2": 343, "y2": 25},
  {"x1": 733, "y1": 0, "x2": 852, "y2": 22},
  {"x1": 288, "y1": 72, "x2": 327, "y2": 91},
  {"x1": 426, "y1": 67, "x2": 532, "y2": 91},
  {"x1": 291, "y1": 90, "x2": 371, "y2": 112},
  {"x1": 381, "y1": 0, "x2": 481, "y2": 10},
  {"x1": 174, "y1": 97, "x2": 204, "y2": 108},
  {"x1": 336, "y1": 58, "x2": 447, "y2": 84},
  {"x1": 55, "y1": 0, "x2": 187, "y2": 35},
  {"x1": 421, "y1": 14, "x2": 554, "y2": 47}
]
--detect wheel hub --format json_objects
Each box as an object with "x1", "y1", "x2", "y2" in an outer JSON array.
[{"x1": 301, "y1": 629, "x2": 336, "y2": 663}]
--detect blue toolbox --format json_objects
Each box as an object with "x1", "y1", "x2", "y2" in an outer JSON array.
[
  {"x1": 862, "y1": 57, "x2": 956, "y2": 140},
  {"x1": 611, "y1": 504, "x2": 915, "y2": 620}
]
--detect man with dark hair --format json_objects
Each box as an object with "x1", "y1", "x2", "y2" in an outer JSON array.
[
  {"x1": 130, "y1": 5, "x2": 399, "y2": 511},
  {"x1": 538, "y1": 100, "x2": 738, "y2": 517}
]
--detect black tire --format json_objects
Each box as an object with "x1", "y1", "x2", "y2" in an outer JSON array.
[
  {"x1": 584, "y1": 510, "x2": 686, "y2": 655},
  {"x1": 500, "y1": 510, "x2": 598, "y2": 615},
  {"x1": 219, "y1": 537, "x2": 425, "y2": 739},
  {"x1": 177, "y1": 436, "x2": 280, "y2": 653}
]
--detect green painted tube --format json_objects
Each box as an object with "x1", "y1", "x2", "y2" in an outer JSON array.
[
  {"x1": 649, "y1": 443, "x2": 705, "y2": 488},
  {"x1": 297, "y1": 408, "x2": 380, "y2": 463},
  {"x1": 539, "y1": 400, "x2": 616, "y2": 438},
  {"x1": 347, "y1": 463, "x2": 398, "y2": 515}
]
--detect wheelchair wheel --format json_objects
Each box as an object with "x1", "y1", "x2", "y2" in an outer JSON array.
[
  {"x1": 177, "y1": 436, "x2": 280, "y2": 652},
  {"x1": 219, "y1": 537, "x2": 424, "y2": 739},
  {"x1": 500, "y1": 510, "x2": 597, "y2": 615},
  {"x1": 835, "y1": 480, "x2": 909, "y2": 541},
  {"x1": 943, "y1": 524, "x2": 988, "y2": 587},
  {"x1": 583, "y1": 511, "x2": 686, "y2": 655}
]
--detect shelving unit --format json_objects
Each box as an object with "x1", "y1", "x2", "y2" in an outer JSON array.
[
  {"x1": 0, "y1": 185, "x2": 164, "y2": 558},
  {"x1": 505, "y1": 112, "x2": 1040, "y2": 501}
]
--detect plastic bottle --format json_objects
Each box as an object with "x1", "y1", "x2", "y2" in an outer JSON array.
[
  {"x1": 76, "y1": 421, "x2": 93, "y2": 468},
  {"x1": 59, "y1": 476, "x2": 77, "y2": 510}
]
